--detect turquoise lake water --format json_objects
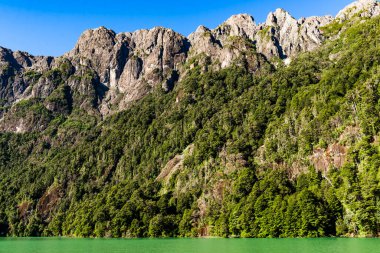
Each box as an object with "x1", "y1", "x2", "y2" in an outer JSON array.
[{"x1": 0, "y1": 238, "x2": 379, "y2": 253}]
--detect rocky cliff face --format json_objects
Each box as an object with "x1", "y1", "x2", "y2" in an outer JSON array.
[
  {"x1": 336, "y1": 0, "x2": 380, "y2": 21},
  {"x1": 188, "y1": 9, "x2": 332, "y2": 65},
  {"x1": 66, "y1": 26, "x2": 189, "y2": 114},
  {"x1": 0, "y1": 0, "x2": 379, "y2": 132},
  {"x1": 0, "y1": 47, "x2": 54, "y2": 105},
  {"x1": 263, "y1": 9, "x2": 333, "y2": 58}
]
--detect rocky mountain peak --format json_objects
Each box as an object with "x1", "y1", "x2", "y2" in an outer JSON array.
[
  {"x1": 65, "y1": 26, "x2": 120, "y2": 91},
  {"x1": 336, "y1": 0, "x2": 380, "y2": 20},
  {"x1": 69, "y1": 26, "x2": 116, "y2": 56},
  {"x1": 265, "y1": 8, "x2": 295, "y2": 27},
  {"x1": 188, "y1": 14, "x2": 258, "y2": 70},
  {"x1": 258, "y1": 8, "x2": 333, "y2": 59},
  {"x1": 219, "y1": 14, "x2": 257, "y2": 39},
  {"x1": 1, "y1": 0, "x2": 377, "y2": 125},
  {"x1": 62, "y1": 25, "x2": 190, "y2": 114},
  {"x1": 115, "y1": 26, "x2": 189, "y2": 97},
  {"x1": 192, "y1": 25, "x2": 211, "y2": 35}
]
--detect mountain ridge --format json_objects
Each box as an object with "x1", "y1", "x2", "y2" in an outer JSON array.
[
  {"x1": 0, "y1": 0, "x2": 380, "y2": 238},
  {"x1": 1, "y1": 0, "x2": 379, "y2": 124}
]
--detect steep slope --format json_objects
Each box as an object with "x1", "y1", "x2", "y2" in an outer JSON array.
[
  {"x1": 66, "y1": 26, "x2": 190, "y2": 114},
  {"x1": 337, "y1": 0, "x2": 380, "y2": 20},
  {"x1": 4, "y1": 1, "x2": 377, "y2": 125},
  {"x1": 189, "y1": 10, "x2": 332, "y2": 63},
  {"x1": 0, "y1": 0, "x2": 380, "y2": 238}
]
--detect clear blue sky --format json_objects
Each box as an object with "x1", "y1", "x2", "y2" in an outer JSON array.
[{"x1": 0, "y1": 0, "x2": 353, "y2": 56}]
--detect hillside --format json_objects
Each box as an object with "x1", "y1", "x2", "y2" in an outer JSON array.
[{"x1": 0, "y1": 0, "x2": 379, "y2": 237}]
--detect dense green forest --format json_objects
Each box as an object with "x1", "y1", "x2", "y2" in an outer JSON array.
[{"x1": 0, "y1": 16, "x2": 380, "y2": 238}]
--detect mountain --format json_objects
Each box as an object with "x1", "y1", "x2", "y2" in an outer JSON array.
[{"x1": 0, "y1": 0, "x2": 380, "y2": 237}]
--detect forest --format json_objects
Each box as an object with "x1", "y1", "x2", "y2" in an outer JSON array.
[{"x1": 0, "y1": 15, "x2": 379, "y2": 238}]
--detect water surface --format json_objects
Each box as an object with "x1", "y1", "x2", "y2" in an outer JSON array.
[{"x1": 0, "y1": 238, "x2": 379, "y2": 253}]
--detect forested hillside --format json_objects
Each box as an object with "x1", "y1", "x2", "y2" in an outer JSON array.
[{"x1": 0, "y1": 4, "x2": 380, "y2": 238}]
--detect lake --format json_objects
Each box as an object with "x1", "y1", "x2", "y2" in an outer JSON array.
[{"x1": 0, "y1": 238, "x2": 379, "y2": 253}]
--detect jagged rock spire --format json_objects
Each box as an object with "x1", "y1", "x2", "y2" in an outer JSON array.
[
  {"x1": 1, "y1": 0, "x2": 379, "y2": 120},
  {"x1": 217, "y1": 14, "x2": 257, "y2": 40}
]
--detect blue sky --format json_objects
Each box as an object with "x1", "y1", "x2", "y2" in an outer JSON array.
[{"x1": 0, "y1": 0, "x2": 353, "y2": 56}]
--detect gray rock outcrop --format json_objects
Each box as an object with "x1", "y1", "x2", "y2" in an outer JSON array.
[
  {"x1": 188, "y1": 9, "x2": 333, "y2": 65},
  {"x1": 66, "y1": 26, "x2": 189, "y2": 114},
  {"x1": 0, "y1": 0, "x2": 378, "y2": 132},
  {"x1": 336, "y1": 0, "x2": 380, "y2": 21}
]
